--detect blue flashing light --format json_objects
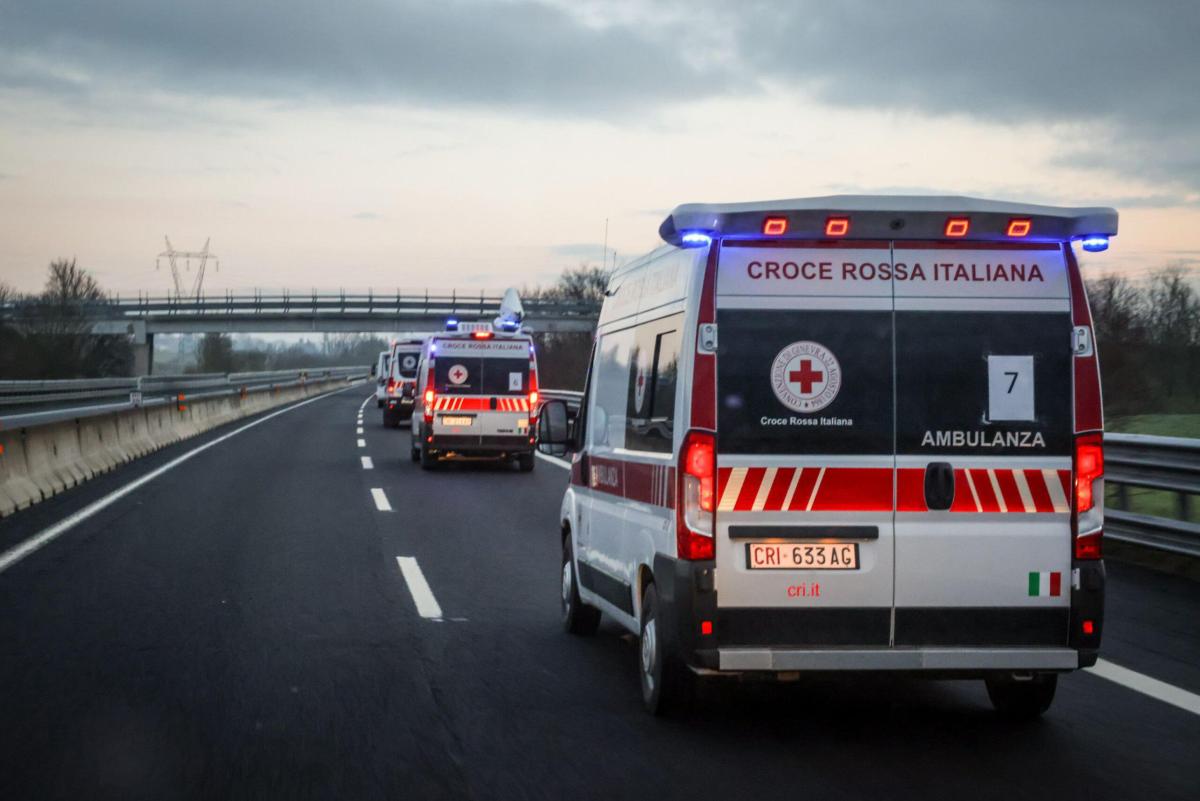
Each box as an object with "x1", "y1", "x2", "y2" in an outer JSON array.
[
  {"x1": 680, "y1": 231, "x2": 713, "y2": 247},
  {"x1": 445, "y1": 317, "x2": 459, "y2": 330},
  {"x1": 1080, "y1": 235, "x2": 1110, "y2": 253}
]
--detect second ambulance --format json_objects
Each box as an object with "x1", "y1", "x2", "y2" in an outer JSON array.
[{"x1": 538, "y1": 196, "x2": 1114, "y2": 717}]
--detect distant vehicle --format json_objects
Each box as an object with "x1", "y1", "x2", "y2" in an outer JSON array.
[
  {"x1": 373, "y1": 350, "x2": 390, "y2": 408},
  {"x1": 383, "y1": 339, "x2": 424, "y2": 427},
  {"x1": 412, "y1": 321, "x2": 539, "y2": 471},
  {"x1": 538, "y1": 196, "x2": 1116, "y2": 717}
]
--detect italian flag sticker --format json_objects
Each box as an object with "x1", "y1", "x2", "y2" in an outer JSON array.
[{"x1": 1028, "y1": 571, "x2": 1062, "y2": 597}]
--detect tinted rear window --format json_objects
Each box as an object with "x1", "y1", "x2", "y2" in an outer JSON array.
[
  {"x1": 393, "y1": 349, "x2": 420, "y2": 378},
  {"x1": 717, "y1": 309, "x2": 894, "y2": 455},
  {"x1": 435, "y1": 357, "x2": 529, "y2": 395}
]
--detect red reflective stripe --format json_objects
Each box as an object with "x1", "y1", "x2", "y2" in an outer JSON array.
[
  {"x1": 763, "y1": 467, "x2": 796, "y2": 511},
  {"x1": 896, "y1": 468, "x2": 926, "y2": 512},
  {"x1": 950, "y1": 470, "x2": 977, "y2": 512},
  {"x1": 1057, "y1": 469, "x2": 1071, "y2": 499},
  {"x1": 970, "y1": 469, "x2": 1001, "y2": 513},
  {"x1": 734, "y1": 468, "x2": 767, "y2": 511},
  {"x1": 996, "y1": 470, "x2": 1024, "y2": 511},
  {"x1": 809, "y1": 468, "x2": 891, "y2": 511},
  {"x1": 787, "y1": 468, "x2": 821, "y2": 511},
  {"x1": 717, "y1": 467, "x2": 734, "y2": 503},
  {"x1": 1024, "y1": 468, "x2": 1054, "y2": 512}
]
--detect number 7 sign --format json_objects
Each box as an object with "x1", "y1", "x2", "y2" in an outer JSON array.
[{"x1": 987, "y1": 355, "x2": 1035, "y2": 421}]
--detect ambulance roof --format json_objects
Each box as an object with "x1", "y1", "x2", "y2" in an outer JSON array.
[{"x1": 659, "y1": 195, "x2": 1118, "y2": 246}]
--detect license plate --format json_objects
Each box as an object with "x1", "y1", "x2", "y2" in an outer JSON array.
[
  {"x1": 440, "y1": 415, "x2": 474, "y2": 426},
  {"x1": 746, "y1": 542, "x2": 859, "y2": 570}
]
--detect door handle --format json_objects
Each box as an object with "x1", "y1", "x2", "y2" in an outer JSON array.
[
  {"x1": 924, "y1": 462, "x2": 956, "y2": 510},
  {"x1": 490, "y1": 397, "x2": 498, "y2": 410}
]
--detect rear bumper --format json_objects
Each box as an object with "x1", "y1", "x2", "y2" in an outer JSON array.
[
  {"x1": 428, "y1": 433, "x2": 533, "y2": 455},
  {"x1": 716, "y1": 647, "x2": 1079, "y2": 672}
]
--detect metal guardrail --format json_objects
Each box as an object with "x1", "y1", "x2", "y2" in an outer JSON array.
[
  {"x1": 1105, "y1": 433, "x2": 1200, "y2": 557},
  {"x1": 0, "y1": 367, "x2": 369, "y2": 429},
  {"x1": 537, "y1": 394, "x2": 1199, "y2": 558}
]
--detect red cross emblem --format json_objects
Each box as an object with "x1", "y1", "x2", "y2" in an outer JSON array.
[
  {"x1": 788, "y1": 359, "x2": 824, "y2": 394},
  {"x1": 448, "y1": 364, "x2": 468, "y2": 384}
]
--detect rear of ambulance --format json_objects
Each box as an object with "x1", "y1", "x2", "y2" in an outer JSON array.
[
  {"x1": 660, "y1": 198, "x2": 1114, "y2": 679},
  {"x1": 423, "y1": 331, "x2": 538, "y2": 457}
]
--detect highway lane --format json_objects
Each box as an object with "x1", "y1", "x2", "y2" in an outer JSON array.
[{"x1": 0, "y1": 389, "x2": 1196, "y2": 801}]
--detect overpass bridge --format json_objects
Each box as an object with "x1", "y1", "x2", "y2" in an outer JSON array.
[{"x1": 1, "y1": 290, "x2": 602, "y2": 372}]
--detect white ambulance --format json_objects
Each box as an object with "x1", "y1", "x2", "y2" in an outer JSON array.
[
  {"x1": 382, "y1": 339, "x2": 423, "y2": 427},
  {"x1": 411, "y1": 322, "x2": 540, "y2": 470},
  {"x1": 537, "y1": 196, "x2": 1114, "y2": 717},
  {"x1": 373, "y1": 349, "x2": 390, "y2": 408}
]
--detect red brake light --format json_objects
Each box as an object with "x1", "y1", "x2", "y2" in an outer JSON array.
[
  {"x1": 472, "y1": 331, "x2": 493, "y2": 339},
  {"x1": 1006, "y1": 218, "x2": 1032, "y2": 237},
  {"x1": 763, "y1": 217, "x2": 788, "y2": 236},
  {"x1": 1082, "y1": 619, "x2": 1095, "y2": 635},
  {"x1": 945, "y1": 217, "x2": 970, "y2": 237},
  {"x1": 529, "y1": 390, "x2": 538, "y2": 406},
  {"x1": 825, "y1": 217, "x2": 850, "y2": 237},
  {"x1": 677, "y1": 430, "x2": 715, "y2": 560},
  {"x1": 1075, "y1": 437, "x2": 1103, "y2": 514},
  {"x1": 700, "y1": 620, "x2": 713, "y2": 636}
]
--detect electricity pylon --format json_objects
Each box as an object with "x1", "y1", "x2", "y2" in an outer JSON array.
[{"x1": 156, "y1": 237, "x2": 219, "y2": 298}]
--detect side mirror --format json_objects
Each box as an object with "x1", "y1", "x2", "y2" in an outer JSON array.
[
  {"x1": 537, "y1": 400, "x2": 571, "y2": 457},
  {"x1": 370, "y1": 365, "x2": 377, "y2": 377}
]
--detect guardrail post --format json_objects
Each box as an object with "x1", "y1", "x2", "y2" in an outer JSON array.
[
  {"x1": 1181, "y1": 493, "x2": 1192, "y2": 521},
  {"x1": 1114, "y1": 483, "x2": 1128, "y2": 510}
]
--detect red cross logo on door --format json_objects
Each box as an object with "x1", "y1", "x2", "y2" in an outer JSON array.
[
  {"x1": 448, "y1": 364, "x2": 469, "y2": 385},
  {"x1": 788, "y1": 360, "x2": 824, "y2": 394}
]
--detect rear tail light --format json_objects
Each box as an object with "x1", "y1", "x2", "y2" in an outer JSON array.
[
  {"x1": 1006, "y1": 218, "x2": 1032, "y2": 237},
  {"x1": 825, "y1": 216, "x2": 850, "y2": 237},
  {"x1": 762, "y1": 217, "x2": 788, "y2": 236},
  {"x1": 944, "y1": 217, "x2": 970, "y2": 237},
  {"x1": 1073, "y1": 433, "x2": 1104, "y2": 560},
  {"x1": 677, "y1": 430, "x2": 715, "y2": 560},
  {"x1": 386, "y1": 378, "x2": 397, "y2": 395}
]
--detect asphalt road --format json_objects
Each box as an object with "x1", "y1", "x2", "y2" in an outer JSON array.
[{"x1": 1, "y1": 388, "x2": 1197, "y2": 801}]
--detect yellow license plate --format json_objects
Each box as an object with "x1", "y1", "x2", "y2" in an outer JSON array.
[
  {"x1": 746, "y1": 542, "x2": 859, "y2": 570},
  {"x1": 440, "y1": 415, "x2": 474, "y2": 426}
]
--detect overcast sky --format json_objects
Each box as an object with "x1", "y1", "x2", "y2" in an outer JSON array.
[{"x1": 1, "y1": 0, "x2": 1197, "y2": 294}]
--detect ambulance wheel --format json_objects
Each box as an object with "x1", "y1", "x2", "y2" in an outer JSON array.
[
  {"x1": 561, "y1": 537, "x2": 599, "y2": 636},
  {"x1": 518, "y1": 452, "x2": 535, "y2": 472},
  {"x1": 420, "y1": 443, "x2": 438, "y2": 470},
  {"x1": 639, "y1": 583, "x2": 693, "y2": 717},
  {"x1": 376, "y1": 398, "x2": 383, "y2": 408},
  {"x1": 985, "y1": 673, "x2": 1057, "y2": 719}
]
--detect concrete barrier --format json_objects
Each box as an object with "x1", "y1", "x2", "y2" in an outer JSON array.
[{"x1": 0, "y1": 378, "x2": 357, "y2": 518}]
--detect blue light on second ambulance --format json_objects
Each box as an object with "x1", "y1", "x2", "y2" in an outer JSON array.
[
  {"x1": 1081, "y1": 235, "x2": 1110, "y2": 253},
  {"x1": 680, "y1": 231, "x2": 713, "y2": 247}
]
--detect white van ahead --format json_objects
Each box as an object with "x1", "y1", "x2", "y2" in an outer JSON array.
[
  {"x1": 382, "y1": 339, "x2": 424, "y2": 427},
  {"x1": 373, "y1": 350, "x2": 390, "y2": 408},
  {"x1": 411, "y1": 322, "x2": 539, "y2": 470},
  {"x1": 537, "y1": 196, "x2": 1115, "y2": 717}
]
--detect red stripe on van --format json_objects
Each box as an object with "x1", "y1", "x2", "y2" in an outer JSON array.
[
  {"x1": 896, "y1": 468, "x2": 926, "y2": 511},
  {"x1": 786, "y1": 468, "x2": 822, "y2": 511},
  {"x1": 809, "y1": 468, "x2": 892, "y2": 511},
  {"x1": 1024, "y1": 469, "x2": 1054, "y2": 513},
  {"x1": 734, "y1": 468, "x2": 767, "y2": 511},
  {"x1": 763, "y1": 467, "x2": 797, "y2": 511},
  {"x1": 970, "y1": 469, "x2": 1002, "y2": 513},
  {"x1": 994, "y1": 470, "x2": 1023, "y2": 511},
  {"x1": 691, "y1": 245, "x2": 719, "y2": 430},
  {"x1": 950, "y1": 470, "x2": 978, "y2": 512}
]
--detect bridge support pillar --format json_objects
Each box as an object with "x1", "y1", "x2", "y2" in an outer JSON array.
[{"x1": 132, "y1": 333, "x2": 154, "y2": 376}]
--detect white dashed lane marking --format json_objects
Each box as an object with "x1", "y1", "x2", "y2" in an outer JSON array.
[
  {"x1": 357, "y1": 439, "x2": 366, "y2": 448},
  {"x1": 356, "y1": 426, "x2": 364, "y2": 434},
  {"x1": 371, "y1": 488, "x2": 392, "y2": 511},
  {"x1": 396, "y1": 557, "x2": 443, "y2": 619},
  {"x1": 361, "y1": 456, "x2": 374, "y2": 470}
]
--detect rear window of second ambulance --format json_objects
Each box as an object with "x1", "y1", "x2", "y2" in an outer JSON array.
[{"x1": 435, "y1": 357, "x2": 529, "y2": 395}]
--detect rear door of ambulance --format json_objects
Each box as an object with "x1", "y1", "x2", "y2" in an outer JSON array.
[
  {"x1": 892, "y1": 242, "x2": 1073, "y2": 649},
  {"x1": 714, "y1": 241, "x2": 896, "y2": 649},
  {"x1": 432, "y1": 338, "x2": 532, "y2": 445}
]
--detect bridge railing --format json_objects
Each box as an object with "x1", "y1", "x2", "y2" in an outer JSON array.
[
  {"x1": 0, "y1": 367, "x2": 369, "y2": 429},
  {"x1": 539, "y1": 391, "x2": 1199, "y2": 558}
]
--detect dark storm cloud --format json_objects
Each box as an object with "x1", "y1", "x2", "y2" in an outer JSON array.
[
  {"x1": 0, "y1": 0, "x2": 726, "y2": 113},
  {"x1": 731, "y1": 0, "x2": 1200, "y2": 188}
]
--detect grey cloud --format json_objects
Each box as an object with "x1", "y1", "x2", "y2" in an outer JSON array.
[
  {"x1": 0, "y1": 0, "x2": 726, "y2": 115},
  {"x1": 728, "y1": 0, "x2": 1200, "y2": 190}
]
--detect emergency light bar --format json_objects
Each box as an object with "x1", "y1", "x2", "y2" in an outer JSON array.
[{"x1": 659, "y1": 195, "x2": 1118, "y2": 247}]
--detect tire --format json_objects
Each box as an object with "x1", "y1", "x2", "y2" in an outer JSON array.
[
  {"x1": 518, "y1": 452, "x2": 535, "y2": 472},
  {"x1": 410, "y1": 443, "x2": 420, "y2": 462},
  {"x1": 376, "y1": 398, "x2": 384, "y2": 408},
  {"x1": 639, "y1": 583, "x2": 693, "y2": 716},
  {"x1": 420, "y1": 442, "x2": 437, "y2": 470},
  {"x1": 561, "y1": 536, "x2": 600, "y2": 636},
  {"x1": 985, "y1": 673, "x2": 1057, "y2": 719}
]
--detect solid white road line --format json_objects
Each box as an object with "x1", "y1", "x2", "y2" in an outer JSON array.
[
  {"x1": 535, "y1": 451, "x2": 571, "y2": 470},
  {"x1": 371, "y1": 488, "x2": 392, "y2": 511},
  {"x1": 357, "y1": 438, "x2": 366, "y2": 448},
  {"x1": 1087, "y1": 659, "x2": 1200, "y2": 717},
  {"x1": 396, "y1": 556, "x2": 443, "y2": 619},
  {"x1": 358, "y1": 394, "x2": 373, "y2": 411},
  {"x1": 361, "y1": 456, "x2": 374, "y2": 470},
  {"x1": 0, "y1": 386, "x2": 357, "y2": 576}
]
